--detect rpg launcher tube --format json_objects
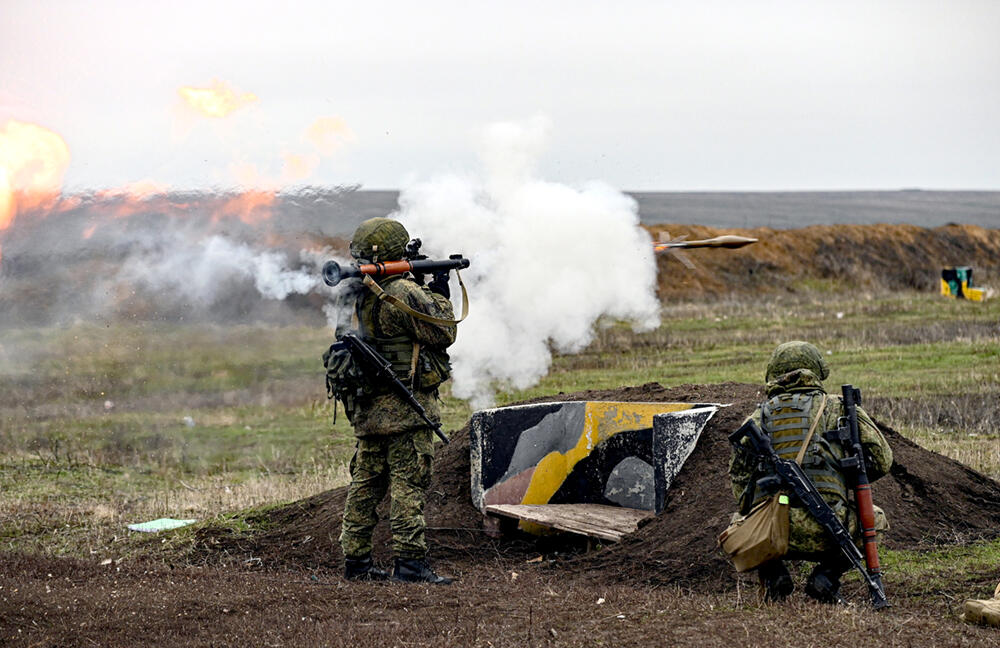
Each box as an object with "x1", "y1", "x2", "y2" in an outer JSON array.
[{"x1": 322, "y1": 255, "x2": 470, "y2": 287}]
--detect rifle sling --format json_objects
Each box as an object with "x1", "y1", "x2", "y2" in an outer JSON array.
[
  {"x1": 410, "y1": 342, "x2": 420, "y2": 389},
  {"x1": 362, "y1": 271, "x2": 469, "y2": 325}
]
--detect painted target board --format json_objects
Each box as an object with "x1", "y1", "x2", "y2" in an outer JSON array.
[{"x1": 469, "y1": 401, "x2": 720, "y2": 536}]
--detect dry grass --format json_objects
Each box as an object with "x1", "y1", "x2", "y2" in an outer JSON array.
[
  {"x1": 0, "y1": 460, "x2": 350, "y2": 558},
  {"x1": 2, "y1": 289, "x2": 999, "y2": 556},
  {"x1": 901, "y1": 427, "x2": 1000, "y2": 480}
]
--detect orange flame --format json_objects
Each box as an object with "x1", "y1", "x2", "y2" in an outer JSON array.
[
  {"x1": 280, "y1": 152, "x2": 320, "y2": 183},
  {"x1": 0, "y1": 120, "x2": 71, "y2": 260},
  {"x1": 178, "y1": 80, "x2": 258, "y2": 118},
  {"x1": 114, "y1": 179, "x2": 169, "y2": 199},
  {"x1": 0, "y1": 168, "x2": 11, "y2": 231},
  {"x1": 305, "y1": 116, "x2": 355, "y2": 155},
  {"x1": 84, "y1": 180, "x2": 173, "y2": 228},
  {"x1": 219, "y1": 190, "x2": 276, "y2": 226}
]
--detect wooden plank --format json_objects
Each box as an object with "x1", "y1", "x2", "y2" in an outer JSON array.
[{"x1": 484, "y1": 503, "x2": 654, "y2": 542}]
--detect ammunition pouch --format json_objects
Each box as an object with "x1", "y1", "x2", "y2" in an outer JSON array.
[
  {"x1": 372, "y1": 335, "x2": 415, "y2": 382},
  {"x1": 370, "y1": 334, "x2": 452, "y2": 392},
  {"x1": 416, "y1": 346, "x2": 451, "y2": 391},
  {"x1": 323, "y1": 343, "x2": 365, "y2": 423}
]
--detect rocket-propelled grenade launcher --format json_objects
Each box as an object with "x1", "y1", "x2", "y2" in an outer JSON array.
[{"x1": 323, "y1": 255, "x2": 470, "y2": 287}]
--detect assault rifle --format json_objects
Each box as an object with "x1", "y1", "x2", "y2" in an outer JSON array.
[
  {"x1": 333, "y1": 333, "x2": 450, "y2": 444},
  {"x1": 729, "y1": 417, "x2": 889, "y2": 609},
  {"x1": 824, "y1": 385, "x2": 888, "y2": 606}
]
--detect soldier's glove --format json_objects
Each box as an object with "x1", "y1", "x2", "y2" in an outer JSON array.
[{"x1": 427, "y1": 270, "x2": 450, "y2": 299}]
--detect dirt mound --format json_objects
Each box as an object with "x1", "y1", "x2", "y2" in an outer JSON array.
[
  {"x1": 649, "y1": 223, "x2": 1000, "y2": 299},
  {"x1": 188, "y1": 383, "x2": 1000, "y2": 590},
  {"x1": 570, "y1": 395, "x2": 1000, "y2": 590}
]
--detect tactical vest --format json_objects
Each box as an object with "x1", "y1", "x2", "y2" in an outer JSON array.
[
  {"x1": 757, "y1": 392, "x2": 849, "y2": 507},
  {"x1": 355, "y1": 276, "x2": 451, "y2": 392}
]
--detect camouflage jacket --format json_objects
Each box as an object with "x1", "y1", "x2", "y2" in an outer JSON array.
[
  {"x1": 729, "y1": 369, "x2": 894, "y2": 554},
  {"x1": 349, "y1": 274, "x2": 456, "y2": 437}
]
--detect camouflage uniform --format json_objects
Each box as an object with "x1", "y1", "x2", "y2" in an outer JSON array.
[
  {"x1": 729, "y1": 341, "x2": 893, "y2": 601},
  {"x1": 339, "y1": 219, "x2": 457, "y2": 562}
]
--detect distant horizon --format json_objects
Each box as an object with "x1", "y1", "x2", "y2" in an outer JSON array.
[
  {"x1": 7, "y1": 185, "x2": 995, "y2": 232},
  {"x1": 42, "y1": 186, "x2": 1000, "y2": 196}
]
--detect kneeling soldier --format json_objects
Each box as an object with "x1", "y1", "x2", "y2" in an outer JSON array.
[{"x1": 729, "y1": 341, "x2": 893, "y2": 603}]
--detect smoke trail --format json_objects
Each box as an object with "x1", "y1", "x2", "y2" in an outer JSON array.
[
  {"x1": 117, "y1": 234, "x2": 323, "y2": 306},
  {"x1": 394, "y1": 117, "x2": 660, "y2": 406},
  {"x1": 0, "y1": 187, "x2": 369, "y2": 327}
]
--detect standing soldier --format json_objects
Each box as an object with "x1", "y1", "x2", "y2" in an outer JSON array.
[
  {"x1": 336, "y1": 217, "x2": 457, "y2": 584},
  {"x1": 729, "y1": 341, "x2": 893, "y2": 603}
]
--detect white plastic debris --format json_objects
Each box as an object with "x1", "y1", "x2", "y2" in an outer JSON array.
[{"x1": 127, "y1": 518, "x2": 196, "y2": 533}]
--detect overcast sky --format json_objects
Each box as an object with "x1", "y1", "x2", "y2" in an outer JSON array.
[{"x1": 2, "y1": 0, "x2": 999, "y2": 192}]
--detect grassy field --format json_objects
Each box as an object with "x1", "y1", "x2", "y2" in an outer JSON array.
[{"x1": 1, "y1": 289, "x2": 998, "y2": 559}]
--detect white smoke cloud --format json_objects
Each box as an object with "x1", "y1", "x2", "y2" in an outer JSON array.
[
  {"x1": 394, "y1": 116, "x2": 660, "y2": 406},
  {"x1": 118, "y1": 234, "x2": 322, "y2": 304}
]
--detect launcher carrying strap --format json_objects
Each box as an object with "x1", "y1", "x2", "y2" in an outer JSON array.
[{"x1": 362, "y1": 271, "x2": 469, "y2": 326}]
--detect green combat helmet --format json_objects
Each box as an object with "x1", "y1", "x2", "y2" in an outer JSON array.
[
  {"x1": 765, "y1": 341, "x2": 830, "y2": 382},
  {"x1": 350, "y1": 217, "x2": 409, "y2": 263}
]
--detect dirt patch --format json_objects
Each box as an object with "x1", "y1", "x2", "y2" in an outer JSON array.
[
  {"x1": 186, "y1": 382, "x2": 1000, "y2": 593},
  {"x1": 6, "y1": 382, "x2": 1000, "y2": 647},
  {"x1": 4, "y1": 550, "x2": 1000, "y2": 648}
]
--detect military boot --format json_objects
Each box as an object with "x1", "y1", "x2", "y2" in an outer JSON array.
[
  {"x1": 391, "y1": 557, "x2": 453, "y2": 585},
  {"x1": 758, "y1": 560, "x2": 794, "y2": 602},
  {"x1": 804, "y1": 565, "x2": 846, "y2": 605},
  {"x1": 344, "y1": 555, "x2": 390, "y2": 582}
]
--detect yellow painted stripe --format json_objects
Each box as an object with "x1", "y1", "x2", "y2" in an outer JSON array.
[{"x1": 519, "y1": 402, "x2": 695, "y2": 507}]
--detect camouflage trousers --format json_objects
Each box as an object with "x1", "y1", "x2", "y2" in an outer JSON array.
[
  {"x1": 787, "y1": 500, "x2": 889, "y2": 557},
  {"x1": 763, "y1": 502, "x2": 890, "y2": 581},
  {"x1": 339, "y1": 428, "x2": 434, "y2": 560}
]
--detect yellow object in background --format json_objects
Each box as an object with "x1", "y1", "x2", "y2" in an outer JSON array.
[{"x1": 941, "y1": 267, "x2": 988, "y2": 301}]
